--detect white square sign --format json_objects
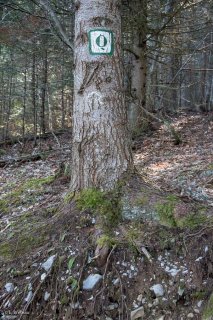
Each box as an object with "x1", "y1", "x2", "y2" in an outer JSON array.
[{"x1": 89, "y1": 29, "x2": 114, "y2": 56}]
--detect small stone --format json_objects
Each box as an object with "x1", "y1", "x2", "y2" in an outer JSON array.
[
  {"x1": 153, "y1": 298, "x2": 159, "y2": 306},
  {"x1": 204, "y1": 246, "x2": 208, "y2": 253},
  {"x1": 44, "y1": 291, "x2": 50, "y2": 301},
  {"x1": 106, "y1": 303, "x2": 118, "y2": 310},
  {"x1": 41, "y1": 273, "x2": 47, "y2": 281},
  {"x1": 187, "y1": 313, "x2": 194, "y2": 318},
  {"x1": 197, "y1": 300, "x2": 203, "y2": 308},
  {"x1": 131, "y1": 306, "x2": 144, "y2": 320},
  {"x1": 136, "y1": 294, "x2": 143, "y2": 302},
  {"x1": 157, "y1": 317, "x2": 165, "y2": 320},
  {"x1": 5, "y1": 283, "x2": 14, "y2": 293},
  {"x1": 24, "y1": 291, "x2": 33, "y2": 303},
  {"x1": 41, "y1": 255, "x2": 56, "y2": 271},
  {"x1": 70, "y1": 302, "x2": 80, "y2": 309},
  {"x1": 132, "y1": 300, "x2": 139, "y2": 308},
  {"x1": 169, "y1": 268, "x2": 179, "y2": 277},
  {"x1": 195, "y1": 257, "x2": 203, "y2": 262},
  {"x1": 178, "y1": 286, "x2": 184, "y2": 296},
  {"x1": 150, "y1": 284, "x2": 165, "y2": 297},
  {"x1": 194, "y1": 308, "x2": 200, "y2": 314},
  {"x1": 83, "y1": 274, "x2": 102, "y2": 290},
  {"x1": 112, "y1": 278, "x2": 119, "y2": 286}
]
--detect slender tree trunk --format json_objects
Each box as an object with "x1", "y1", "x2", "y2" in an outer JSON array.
[
  {"x1": 70, "y1": 0, "x2": 132, "y2": 191},
  {"x1": 40, "y1": 49, "x2": 48, "y2": 134},
  {"x1": 32, "y1": 51, "x2": 37, "y2": 140},
  {"x1": 22, "y1": 59, "x2": 27, "y2": 138},
  {"x1": 128, "y1": 0, "x2": 147, "y2": 134}
]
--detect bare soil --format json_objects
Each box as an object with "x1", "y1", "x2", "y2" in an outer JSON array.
[{"x1": 0, "y1": 112, "x2": 212, "y2": 320}]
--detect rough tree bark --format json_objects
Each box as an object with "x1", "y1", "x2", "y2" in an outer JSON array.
[{"x1": 70, "y1": 0, "x2": 132, "y2": 191}]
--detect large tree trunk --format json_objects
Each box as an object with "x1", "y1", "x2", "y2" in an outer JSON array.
[{"x1": 70, "y1": 0, "x2": 132, "y2": 191}]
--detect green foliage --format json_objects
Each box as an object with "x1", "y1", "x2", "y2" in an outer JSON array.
[
  {"x1": 0, "y1": 149, "x2": 6, "y2": 156},
  {"x1": 191, "y1": 290, "x2": 207, "y2": 300},
  {"x1": 155, "y1": 195, "x2": 178, "y2": 227},
  {"x1": 177, "y1": 212, "x2": 207, "y2": 229},
  {"x1": 0, "y1": 198, "x2": 9, "y2": 214},
  {"x1": 97, "y1": 234, "x2": 116, "y2": 247},
  {"x1": 202, "y1": 293, "x2": 213, "y2": 319},
  {"x1": 76, "y1": 188, "x2": 122, "y2": 229},
  {"x1": 68, "y1": 257, "x2": 75, "y2": 270},
  {"x1": 60, "y1": 294, "x2": 69, "y2": 305}
]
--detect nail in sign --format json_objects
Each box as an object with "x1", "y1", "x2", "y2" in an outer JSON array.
[{"x1": 89, "y1": 29, "x2": 114, "y2": 56}]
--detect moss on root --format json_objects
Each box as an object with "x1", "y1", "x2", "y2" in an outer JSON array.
[{"x1": 75, "y1": 188, "x2": 122, "y2": 229}]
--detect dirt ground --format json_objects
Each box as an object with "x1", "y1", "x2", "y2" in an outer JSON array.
[{"x1": 0, "y1": 112, "x2": 213, "y2": 319}]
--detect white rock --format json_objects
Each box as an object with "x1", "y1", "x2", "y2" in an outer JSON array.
[
  {"x1": 194, "y1": 308, "x2": 200, "y2": 314},
  {"x1": 70, "y1": 302, "x2": 80, "y2": 309},
  {"x1": 28, "y1": 283, "x2": 32, "y2": 291},
  {"x1": 204, "y1": 246, "x2": 208, "y2": 253},
  {"x1": 197, "y1": 300, "x2": 203, "y2": 308},
  {"x1": 178, "y1": 286, "x2": 184, "y2": 296},
  {"x1": 112, "y1": 278, "x2": 119, "y2": 285},
  {"x1": 24, "y1": 291, "x2": 33, "y2": 303},
  {"x1": 44, "y1": 291, "x2": 50, "y2": 301},
  {"x1": 132, "y1": 301, "x2": 139, "y2": 308},
  {"x1": 169, "y1": 268, "x2": 179, "y2": 277},
  {"x1": 131, "y1": 306, "x2": 144, "y2": 320},
  {"x1": 41, "y1": 255, "x2": 56, "y2": 271},
  {"x1": 5, "y1": 283, "x2": 14, "y2": 293},
  {"x1": 136, "y1": 294, "x2": 143, "y2": 302},
  {"x1": 106, "y1": 303, "x2": 118, "y2": 310},
  {"x1": 187, "y1": 313, "x2": 194, "y2": 318},
  {"x1": 83, "y1": 274, "x2": 102, "y2": 290},
  {"x1": 41, "y1": 273, "x2": 47, "y2": 281},
  {"x1": 153, "y1": 298, "x2": 159, "y2": 306},
  {"x1": 150, "y1": 284, "x2": 165, "y2": 297},
  {"x1": 195, "y1": 256, "x2": 203, "y2": 262}
]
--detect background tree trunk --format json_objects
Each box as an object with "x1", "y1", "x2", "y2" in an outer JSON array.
[{"x1": 70, "y1": 0, "x2": 132, "y2": 191}]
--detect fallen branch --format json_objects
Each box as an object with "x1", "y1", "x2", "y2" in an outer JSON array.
[{"x1": 0, "y1": 154, "x2": 42, "y2": 167}]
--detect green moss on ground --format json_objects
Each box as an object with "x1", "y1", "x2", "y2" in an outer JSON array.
[
  {"x1": 155, "y1": 195, "x2": 208, "y2": 229},
  {"x1": 0, "y1": 176, "x2": 55, "y2": 214},
  {"x1": 155, "y1": 195, "x2": 178, "y2": 227},
  {"x1": 202, "y1": 293, "x2": 213, "y2": 319},
  {"x1": 0, "y1": 225, "x2": 49, "y2": 261}
]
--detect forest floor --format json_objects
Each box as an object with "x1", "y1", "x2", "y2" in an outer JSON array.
[{"x1": 0, "y1": 112, "x2": 213, "y2": 320}]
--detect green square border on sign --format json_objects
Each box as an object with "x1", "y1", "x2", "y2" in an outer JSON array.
[{"x1": 88, "y1": 29, "x2": 114, "y2": 56}]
